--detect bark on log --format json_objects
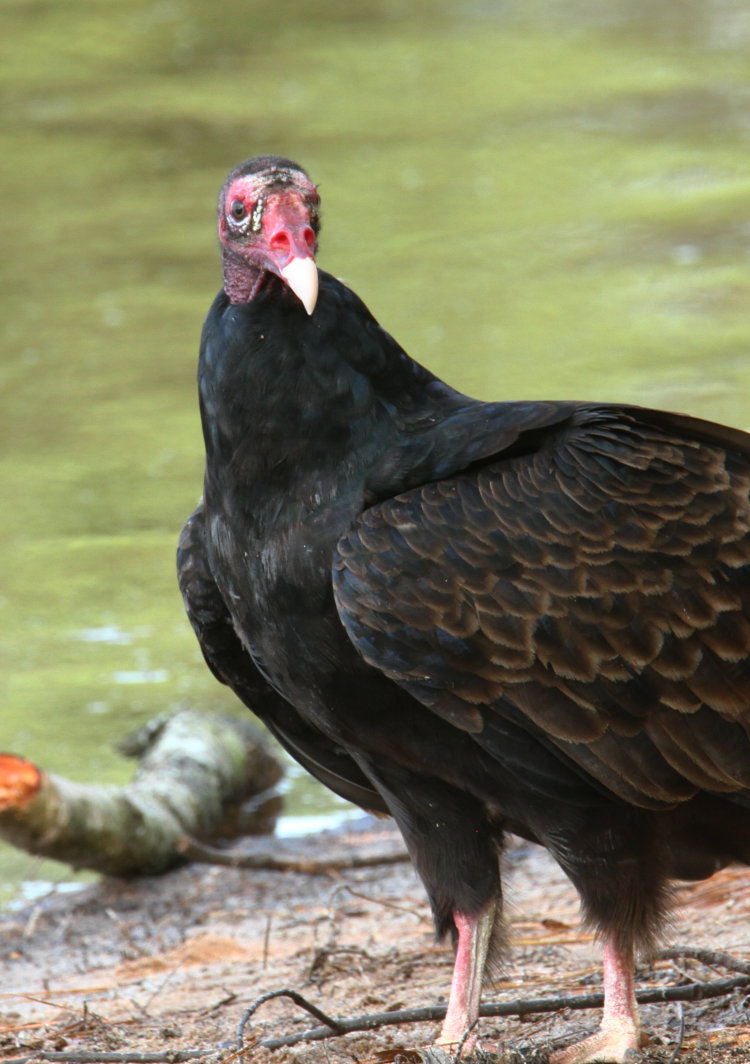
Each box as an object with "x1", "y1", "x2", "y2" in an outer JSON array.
[{"x1": 0, "y1": 710, "x2": 284, "y2": 876}]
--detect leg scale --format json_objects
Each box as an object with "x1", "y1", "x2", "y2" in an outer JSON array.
[{"x1": 550, "y1": 935, "x2": 640, "y2": 1064}]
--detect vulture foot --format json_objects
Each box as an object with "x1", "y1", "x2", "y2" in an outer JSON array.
[
  {"x1": 550, "y1": 935, "x2": 640, "y2": 1064},
  {"x1": 549, "y1": 1020, "x2": 640, "y2": 1064}
]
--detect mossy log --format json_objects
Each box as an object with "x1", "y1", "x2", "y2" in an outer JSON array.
[{"x1": 0, "y1": 710, "x2": 284, "y2": 876}]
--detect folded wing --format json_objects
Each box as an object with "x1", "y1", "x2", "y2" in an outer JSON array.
[{"x1": 334, "y1": 405, "x2": 750, "y2": 810}]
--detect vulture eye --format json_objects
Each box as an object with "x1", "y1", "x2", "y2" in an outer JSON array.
[{"x1": 230, "y1": 199, "x2": 247, "y2": 221}]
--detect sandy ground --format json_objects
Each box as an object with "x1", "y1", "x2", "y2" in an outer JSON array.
[{"x1": 2, "y1": 817, "x2": 750, "y2": 1064}]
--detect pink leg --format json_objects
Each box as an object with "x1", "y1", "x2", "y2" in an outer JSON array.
[
  {"x1": 436, "y1": 900, "x2": 497, "y2": 1052},
  {"x1": 550, "y1": 933, "x2": 641, "y2": 1064}
]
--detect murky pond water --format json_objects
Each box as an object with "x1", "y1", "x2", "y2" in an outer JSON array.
[{"x1": 2, "y1": 0, "x2": 750, "y2": 904}]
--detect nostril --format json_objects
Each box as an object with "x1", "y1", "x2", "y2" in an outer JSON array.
[
  {"x1": 269, "y1": 229, "x2": 292, "y2": 250},
  {"x1": 269, "y1": 226, "x2": 315, "y2": 260}
]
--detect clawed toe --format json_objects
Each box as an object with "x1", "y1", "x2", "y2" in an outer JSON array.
[{"x1": 549, "y1": 1023, "x2": 641, "y2": 1064}]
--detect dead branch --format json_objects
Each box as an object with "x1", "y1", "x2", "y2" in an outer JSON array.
[
  {"x1": 0, "y1": 710, "x2": 283, "y2": 876},
  {"x1": 236, "y1": 987, "x2": 345, "y2": 1044},
  {"x1": 178, "y1": 836, "x2": 408, "y2": 872},
  {"x1": 240, "y1": 972, "x2": 750, "y2": 1050},
  {"x1": 656, "y1": 946, "x2": 750, "y2": 976},
  {"x1": 667, "y1": 1002, "x2": 685, "y2": 1064}
]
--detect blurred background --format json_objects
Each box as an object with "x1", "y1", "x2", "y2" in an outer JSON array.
[{"x1": 2, "y1": 0, "x2": 750, "y2": 905}]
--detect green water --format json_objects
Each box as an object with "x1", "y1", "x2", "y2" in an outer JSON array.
[{"x1": 2, "y1": 0, "x2": 750, "y2": 905}]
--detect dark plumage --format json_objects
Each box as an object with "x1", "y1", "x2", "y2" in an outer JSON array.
[{"x1": 178, "y1": 155, "x2": 750, "y2": 1063}]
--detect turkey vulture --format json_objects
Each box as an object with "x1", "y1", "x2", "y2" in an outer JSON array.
[{"x1": 177, "y1": 154, "x2": 750, "y2": 1064}]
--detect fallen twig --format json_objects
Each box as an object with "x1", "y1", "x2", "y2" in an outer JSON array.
[
  {"x1": 236, "y1": 987, "x2": 344, "y2": 1046},
  {"x1": 243, "y1": 973, "x2": 750, "y2": 1050},
  {"x1": 331, "y1": 882, "x2": 425, "y2": 919},
  {"x1": 453, "y1": 1019, "x2": 478, "y2": 1062},
  {"x1": 179, "y1": 837, "x2": 409, "y2": 873},
  {"x1": 656, "y1": 946, "x2": 750, "y2": 976},
  {"x1": 667, "y1": 1001, "x2": 685, "y2": 1064}
]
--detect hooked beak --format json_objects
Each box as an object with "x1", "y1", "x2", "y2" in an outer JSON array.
[
  {"x1": 261, "y1": 194, "x2": 319, "y2": 315},
  {"x1": 280, "y1": 255, "x2": 318, "y2": 316}
]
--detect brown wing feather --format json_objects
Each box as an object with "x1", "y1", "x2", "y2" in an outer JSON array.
[{"x1": 333, "y1": 406, "x2": 750, "y2": 808}]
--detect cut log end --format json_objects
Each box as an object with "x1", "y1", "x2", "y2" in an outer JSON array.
[
  {"x1": 0, "y1": 712, "x2": 286, "y2": 875},
  {"x1": 0, "y1": 754, "x2": 43, "y2": 811}
]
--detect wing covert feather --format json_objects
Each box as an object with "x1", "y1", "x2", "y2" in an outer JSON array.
[{"x1": 333, "y1": 408, "x2": 750, "y2": 807}]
